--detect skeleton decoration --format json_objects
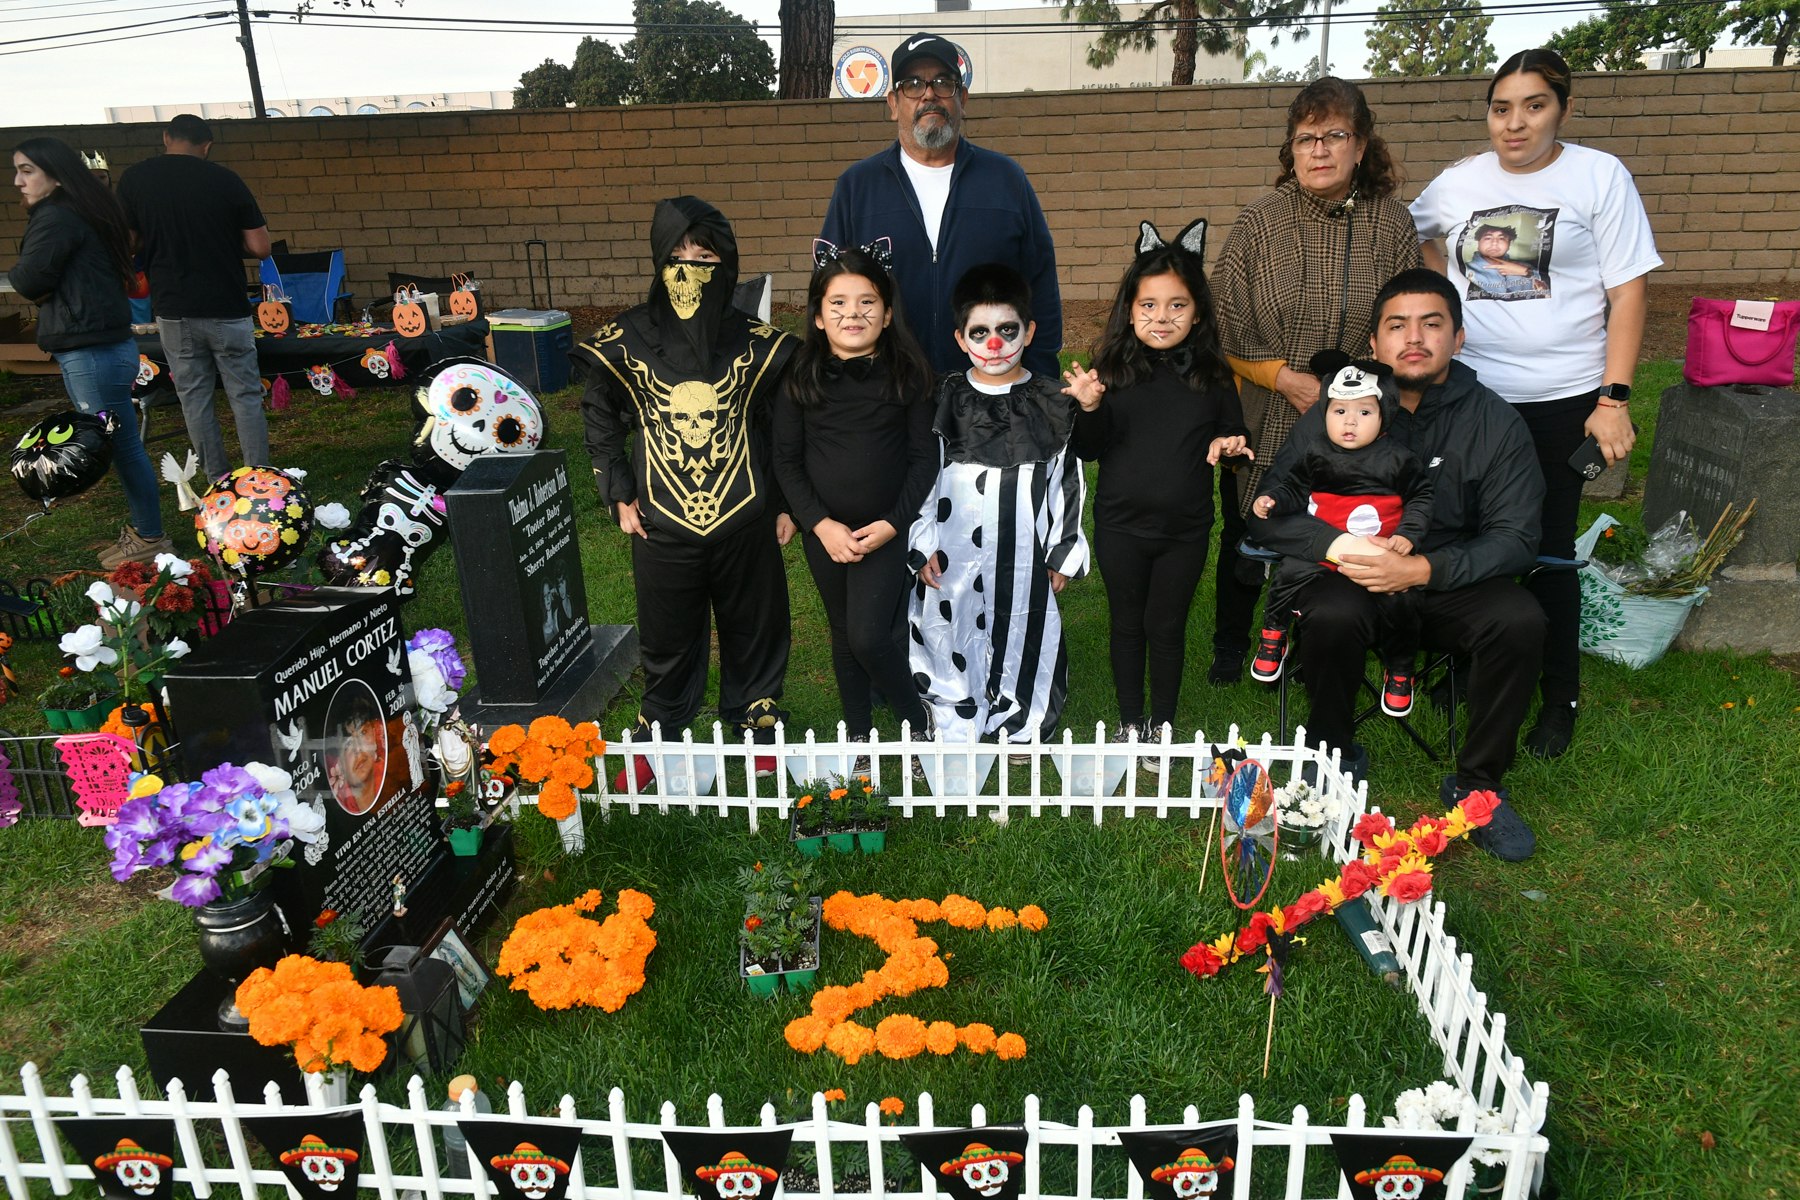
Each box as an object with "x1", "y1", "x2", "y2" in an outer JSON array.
[
  {"x1": 1148, "y1": 1148, "x2": 1234, "y2": 1199},
  {"x1": 939, "y1": 1143, "x2": 1026, "y2": 1199},
  {"x1": 93, "y1": 1139, "x2": 174, "y2": 1198},
  {"x1": 409, "y1": 357, "x2": 545, "y2": 487},
  {"x1": 693, "y1": 1151, "x2": 779, "y2": 1200},
  {"x1": 278, "y1": 1134, "x2": 360, "y2": 1193},
  {"x1": 487, "y1": 1142, "x2": 571, "y2": 1200},
  {"x1": 361, "y1": 347, "x2": 392, "y2": 380},
  {"x1": 662, "y1": 259, "x2": 716, "y2": 320},
  {"x1": 306, "y1": 364, "x2": 336, "y2": 396},
  {"x1": 316, "y1": 460, "x2": 449, "y2": 597},
  {"x1": 1352, "y1": 1155, "x2": 1445, "y2": 1199},
  {"x1": 134, "y1": 355, "x2": 160, "y2": 390}
]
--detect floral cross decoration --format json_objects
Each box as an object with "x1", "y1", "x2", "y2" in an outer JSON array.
[{"x1": 1180, "y1": 791, "x2": 1501, "y2": 982}]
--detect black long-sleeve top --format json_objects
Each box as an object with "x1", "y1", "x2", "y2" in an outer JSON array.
[
  {"x1": 772, "y1": 354, "x2": 937, "y2": 534},
  {"x1": 1069, "y1": 360, "x2": 1248, "y2": 539},
  {"x1": 1258, "y1": 428, "x2": 1434, "y2": 547}
]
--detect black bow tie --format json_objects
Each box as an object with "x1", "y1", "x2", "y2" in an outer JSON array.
[
  {"x1": 822, "y1": 354, "x2": 878, "y2": 382},
  {"x1": 1149, "y1": 343, "x2": 1195, "y2": 375}
]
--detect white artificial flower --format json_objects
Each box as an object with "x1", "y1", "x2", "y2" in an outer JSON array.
[
  {"x1": 165, "y1": 638, "x2": 192, "y2": 659},
  {"x1": 152, "y1": 553, "x2": 193, "y2": 580},
  {"x1": 286, "y1": 467, "x2": 308, "y2": 479},
  {"x1": 314, "y1": 502, "x2": 352, "y2": 530},
  {"x1": 433, "y1": 726, "x2": 474, "y2": 776},
  {"x1": 244, "y1": 761, "x2": 294, "y2": 794},
  {"x1": 408, "y1": 647, "x2": 455, "y2": 713},
  {"x1": 59, "y1": 625, "x2": 118, "y2": 672},
  {"x1": 85, "y1": 581, "x2": 115, "y2": 607},
  {"x1": 282, "y1": 796, "x2": 327, "y2": 844}
]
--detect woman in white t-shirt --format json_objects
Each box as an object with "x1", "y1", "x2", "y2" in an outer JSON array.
[{"x1": 1411, "y1": 48, "x2": 1661, "y2": 761}]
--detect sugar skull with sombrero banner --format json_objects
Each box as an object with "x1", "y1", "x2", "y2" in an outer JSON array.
[
  {"x1": 241, "y1": 1112, "x2": 368, "y2": 1200},
  {"x1": 662, "y1": 1128, "x2": 794, "y2": 1200},
  {"x1": 900, "y1": 1126, "x2": 1031, "y2": 1200},
  {"x1": 54, "y1": 1119, "x2": 179, "y2": 1200},
  {"x1": 457, "y1": 1120, "x2": 583, "y2": 1200},
  {"x1": 1328, "y1": 1133, "x2": 1472, "y2": 1200},
  {"x1": 1119, "y1": 1127, "x2": 1240, "y2": 1200}
]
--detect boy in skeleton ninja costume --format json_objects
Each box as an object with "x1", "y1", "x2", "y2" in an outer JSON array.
[
  {"x1": 1248, "y1": 353, "x2": 1434, "y2": 716},
  {"x1": 908, "y1": 263, "x2": 1088, "y2": 745},
  {"x1": 576, "y1": 197, "x2": 796, "y2": 782}
]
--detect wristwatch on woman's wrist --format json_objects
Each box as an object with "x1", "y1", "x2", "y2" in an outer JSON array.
[{"x1": 1597, "y1": 383, "x2": 1631, "y2": 408}]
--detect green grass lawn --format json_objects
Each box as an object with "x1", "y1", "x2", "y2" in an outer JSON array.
[{"x1": 0, "y1": 360, "x2": 1795, "y2": 1199}]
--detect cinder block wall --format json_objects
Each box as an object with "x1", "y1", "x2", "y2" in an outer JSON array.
[{"x1": 4, "y1": 68, "x2": 1796, "y2": 316}]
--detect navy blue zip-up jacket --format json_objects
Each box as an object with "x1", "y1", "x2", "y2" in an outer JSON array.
[{"x1": 820, "y1": 138, "x2": 1062, "y2": 379}]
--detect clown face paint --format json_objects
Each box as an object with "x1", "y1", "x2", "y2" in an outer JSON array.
[
  {"x1": 815, "y1": 273, "x2": 890, "y2": 359},
  {"x1": 1131, "y1": 271, "x2": 1195, "y2": 351},
  {"x1": 955, "y1": 303, "x2": 1033, "y2": 384},
  {"x1": 1324, "y1": 397, "x2": 1380, "y2": 449}
]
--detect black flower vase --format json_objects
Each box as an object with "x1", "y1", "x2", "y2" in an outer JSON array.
[{"x1": 193, "y1": 890, "x2": 290, "y2": 1031}]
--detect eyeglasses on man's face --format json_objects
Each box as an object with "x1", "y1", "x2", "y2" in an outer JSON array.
[
  {"x1": 1289, "y1": 129, "x2": 1356, "y2": 151},
  {"x1": 896, "y1": 75, "x2": 961, "y2": 100}
]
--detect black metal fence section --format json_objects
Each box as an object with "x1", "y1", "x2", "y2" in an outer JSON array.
[
  {"x1": 0, "y1": 575, "x2": 235, "y2": 643},
  {"x1": 0, "y1": 729, "x2": 82, "y2": 819}
]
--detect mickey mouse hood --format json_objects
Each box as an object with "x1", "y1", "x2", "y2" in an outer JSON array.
[
  {"x1": 1309, "y1": 349, "x2": 1399, "y2": 435},
  {"x1": 646, "y1": 196, "x2": 740, "y2": 374}
]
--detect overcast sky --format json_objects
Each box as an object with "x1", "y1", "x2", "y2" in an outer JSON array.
[{"x1": 4, "y1": 0, "x2": 1588, "y2": 128}]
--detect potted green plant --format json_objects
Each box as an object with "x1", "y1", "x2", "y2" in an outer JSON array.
[
  {"x1": 789, "y1": 778, "x2": 830, "y2": 858},
  {"x1": 738, "y1": 856, "x2": 822, "y2": 996},
  {"x1": 442, "y1": 778, "x2": 486, "y2": 856},
  {"x1": 822, "y1": 782, "x2": 857, "y2": 854},
  {"x1": 36, "y1": 668, "x2": 111, "y2": 731},
  {"x1": 851, "y1": 776, "x2": 890, "y2": 854}
]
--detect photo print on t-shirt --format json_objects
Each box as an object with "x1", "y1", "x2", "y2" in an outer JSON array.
[{"x1": 1457, "y1": 205, "x2": 1558, "y2": 302}]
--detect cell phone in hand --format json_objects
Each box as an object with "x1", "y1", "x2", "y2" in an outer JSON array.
[{"x1": 1567, "y1": 434, "x2": 1607, "y2": 481}]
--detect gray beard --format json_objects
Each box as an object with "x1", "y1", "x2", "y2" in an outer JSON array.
[{"x1": 913, "y1": 110, "x2": 960, "y2": 152}]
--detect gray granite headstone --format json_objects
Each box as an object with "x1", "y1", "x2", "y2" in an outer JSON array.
[{"x1": 1643, "y1": 382, "x2": 1799, "y2": 654}]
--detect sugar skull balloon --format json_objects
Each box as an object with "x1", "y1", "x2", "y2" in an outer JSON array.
[
  {"x1": 10, "y1": 409, "x2": 113, "y2": 506},
  {"x1": 195, "y1": 466, "x2": 315, "y2": 577},
  {"x1": 410, "y1": 357, "x2": 544, "y2": 486}
]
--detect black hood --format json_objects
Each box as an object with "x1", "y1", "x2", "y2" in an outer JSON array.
[{"x1": 645, "y1": 196, "x2": 739, "y2": 374}]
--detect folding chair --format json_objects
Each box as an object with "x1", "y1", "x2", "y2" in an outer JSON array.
[
  {"x1": 1238, "y1": 541, "x2": 1581, "y2": 763},
  {"x1": 260, "y1": 249, "x2": 352, "y2": 324}
]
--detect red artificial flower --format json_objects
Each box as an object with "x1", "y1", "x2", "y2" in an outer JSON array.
[
  {"x1": 1384, "y1": 870, "x2": 1434, "y2": 904},
  {"x1": 1180, "y1": 942, "x2": 1224, "y2": 979},
  {"x1": 155, "y1": 586, "x2": 194, "y2": 613},
  {"x1": 1339, "y1": 859, "x2": 1381, "y2": 900},
  {"x1": 1284, "y1": 889, "x2": 1331, "y2": 928},
  {"x1": 1236, "y1": 911, "x2": 1273, "y2": 955},
  {"x1": 1458, "y1": 790, "x2": 1502, "y2": 826},
  {"x1": 1377, "y1": 854, "x2": 1404, "y2": 879},
  {"x1": 1352, "y1": 811, "x2": 1395, "y2": 848},
  {"x1": 1411, "y1": 827, "x2": 1449, "y2": 857}
]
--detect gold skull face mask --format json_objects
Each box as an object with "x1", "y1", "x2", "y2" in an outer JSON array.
[{"x1": 662, "y1": 260, "x2": 716, "y2": 320}]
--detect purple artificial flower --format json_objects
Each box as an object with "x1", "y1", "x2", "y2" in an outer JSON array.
[
  {"x1": 184, "y1": 838, "x2": 234, "y2": 877},
  {"x1": 407, "y1": 627, "x2": 466, "y2": 690},
  {"x1": 170, "y1": 872, "x2": 222, "y2": 908},
  {"x1": 142, "y1": 833, "x2": 183, "y2": 869},
  {"x1": 108, "y1": 840, "x2": 147, "y2": 882},
  {"x1": 196, "y1": 763, "x2": 260, "y2": 810},
  {"x1": 0, "y1": 745, "x2": 19, "y2": 828},
  {"x1": 111, "y1": 794, "x2": 165, "y2": 841}
]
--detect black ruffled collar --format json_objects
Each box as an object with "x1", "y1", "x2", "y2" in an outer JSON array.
[{"x1": 934, "y1": 374, "x2": 1077, "y2": 468}]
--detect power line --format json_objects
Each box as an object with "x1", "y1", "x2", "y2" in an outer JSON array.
[
  {"x1": 0, "y1": 20, "x2": 216, "y2": 55},
  {"x1": 0, "y1": 10, "x2": 224, "y2": 47}
]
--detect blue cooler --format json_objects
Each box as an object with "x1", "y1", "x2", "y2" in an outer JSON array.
[{"x1": 488, "y1": 308, "x2": 573, "y2": 393}]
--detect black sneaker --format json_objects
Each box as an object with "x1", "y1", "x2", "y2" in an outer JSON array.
[
  {"x1": 1524, "y1": 703, "x2": 1577, "y2": 760},
  {"x1": 1206, "y1": 651, "x2": 1245, "y2": 686},
  {"x1": 1470, "y1": 795, "x2": 1536, "y2": 862},
  {"x1": 1381, "y1": 671, "x2": 1414, "y2": 718},
  {"x1": 1249, "y1": 628, "x2": 1289, "y2": 683}
]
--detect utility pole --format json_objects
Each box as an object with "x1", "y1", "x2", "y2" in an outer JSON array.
[
  {"x1": 236, "y1": 0, "x2": 268, "y2": 117},
  {"x1": 1317, "y1": 0, "x2": 1331, "y2": 76}
]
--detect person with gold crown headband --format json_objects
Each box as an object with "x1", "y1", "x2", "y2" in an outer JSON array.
[{"x1": 575, "y1": 196, "x2": 797, "y2": 790}]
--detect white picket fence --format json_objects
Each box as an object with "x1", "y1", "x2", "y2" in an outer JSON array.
[{"x1": 1, "y1": 725, "x2": 1551, "y2": 1200}]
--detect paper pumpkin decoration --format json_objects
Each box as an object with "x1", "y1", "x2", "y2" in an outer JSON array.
[
  {"x1": 409, "y1": 357, "x2": 545, "y2": 486},
  {"x1": 447, "y1": 288, "x2": 481, "y2": 320},
  {"x1": 393, "y1": 301, "x2": 430, "y2": 338},
  {"x1": 257, "y1": 299, "x2": 294, "y2": 336},
  {"x1": 194, "y1": 466, "x2": 315, "y2": 577},
  {"x1": 10, "y1": 409, "x2": 114, "y2": 506},
  {"x1": 316, "y1": 461, "x2": 446, "y2": 597}
]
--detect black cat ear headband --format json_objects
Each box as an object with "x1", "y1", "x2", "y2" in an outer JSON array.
[
  {"x1": 812, "y1": 237, "x2": 895, "y2": 272},
  {"x1": 1133, "y1": 218, "x2": 1208, "y2": 261}
]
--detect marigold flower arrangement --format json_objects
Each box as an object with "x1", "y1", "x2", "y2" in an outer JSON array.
[
  {"x1": 1179, "y1": 791, "x2": 1501, "y2": 982},
  {"x1": 793, "y1": 774, "x2": 888, "y2": 837},
  {"x1": 782, "y1": 891, "x2": 1046, "y2": 1065},
  {"x1": 234, "y1": 954, "x2": 403, "y2": 1074},
  {"x1": 495, "y1": 888, "x2": 657, "y2": 1012},
  {"x1": 484, "y1": 717, "x2": 604, "y2": 821}
]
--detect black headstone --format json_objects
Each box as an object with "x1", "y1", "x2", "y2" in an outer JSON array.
[
  {"x1": 445, "y1": 449, "x2": 636, "y2": 724},
  {"x1": 163, "y1": 590, "x2": 443, "y2": 928}
]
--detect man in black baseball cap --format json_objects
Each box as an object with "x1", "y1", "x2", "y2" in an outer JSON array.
[{"x1": 820, "y1": 31, "x2": 1063, "y2": 379}]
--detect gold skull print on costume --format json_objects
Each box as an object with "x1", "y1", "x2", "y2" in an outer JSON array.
[
  {"x1": 661, "y1": 261, "x2": 715, "y2": 320},
  {"x1": 576, "y1": 316, "x2": 793, "y2": 540}
]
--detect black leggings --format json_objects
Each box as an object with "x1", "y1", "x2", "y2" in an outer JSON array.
[
  {"x1": 1095, "y1": 525, "x2": 1211, "y2": 728},
  {"x1": 801, "y1": 532, "x2": 928, "y2": 737},
  {"x1": 1515, "y1": 392, "x2": 1592, "y2": 710},
  {"x1": 1213, "y1": 466, "x2": 1263, "y2": 658}
]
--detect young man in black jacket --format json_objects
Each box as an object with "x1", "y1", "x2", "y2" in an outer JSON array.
[{"x1": 1250, "y1": 269, "x2": 1546, "y2": 861}]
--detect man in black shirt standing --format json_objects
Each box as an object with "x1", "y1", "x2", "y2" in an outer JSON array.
[{"x1": 119, "y1": 114, "x2": 273, "y2": 485}]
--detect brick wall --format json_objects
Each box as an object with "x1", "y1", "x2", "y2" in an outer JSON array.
[{"x1": 5, "y1": 68, "x2": 1796, "y2": 318}]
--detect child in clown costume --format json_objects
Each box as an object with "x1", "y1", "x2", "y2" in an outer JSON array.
[
  {"x1": 907, "y1": 263, "x2": 1088, "y2": 746},
  {"x1": 575, "y1": 197, "x2": 796, "y2": 786},
  {"x1": 1247, "y1": 352, "x2": 1434, "y2": 717}
]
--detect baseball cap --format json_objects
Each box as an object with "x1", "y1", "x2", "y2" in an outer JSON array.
[{"x1": 892, "y1": 32, "x2": 963, "y2": 81}]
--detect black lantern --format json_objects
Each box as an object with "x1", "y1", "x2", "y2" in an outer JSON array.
[{"x1": 371, "y1": 942, "x2": 465, "y2": 1074}]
